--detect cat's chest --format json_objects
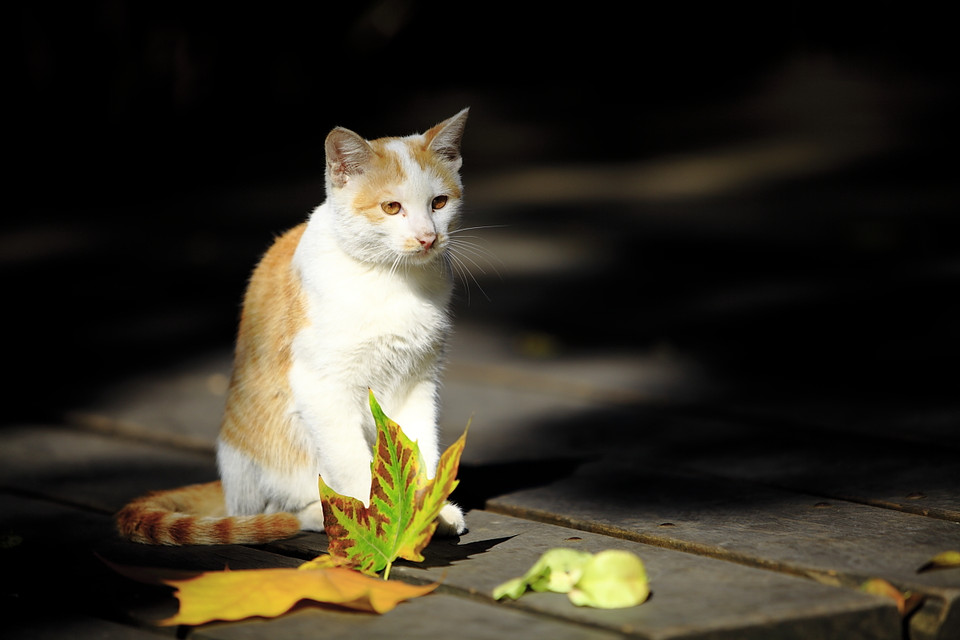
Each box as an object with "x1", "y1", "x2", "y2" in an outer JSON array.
[
  {"x1": 322, "y1": 278, "x2": 445, "y2": 340},
  {"x1": 295, "y1": 265, "x2": 450, "y2": 369}
]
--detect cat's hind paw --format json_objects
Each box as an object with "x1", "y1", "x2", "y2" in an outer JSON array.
[
  {"x1": 435, "y1": 502, "x2": 467, "y2": 537},
  {"x1": 297, "y1": 500, "x2": 326, "y2": 533}
]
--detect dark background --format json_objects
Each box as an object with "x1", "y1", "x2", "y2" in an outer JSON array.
[{"x1": 7, "y1": 1, "x2": 958, "y2": 424}]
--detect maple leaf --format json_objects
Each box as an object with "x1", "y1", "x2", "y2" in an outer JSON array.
[
  {"x1": 317, "y1": 390, "x2": 467, "y2": 578},
  {"x1": 859, "y1": 578, "x2": 924, "y2": 617},
  {"x1": 161, "y1": 567, "x2": 436, "y2": 624},
  {"x1": 164, "y1": 567, "x2": 436, "y2": 624},
  {"x1": 101, "y1": 557, "x2": 437, "y2": 625}
]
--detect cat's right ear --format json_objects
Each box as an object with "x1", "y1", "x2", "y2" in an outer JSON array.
[{"x1": 325, "y1": 127, "x2": 374, "y2": 188}]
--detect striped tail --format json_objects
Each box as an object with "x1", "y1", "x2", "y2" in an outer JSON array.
[{"x1": 115, "y1": 481, "x2": 302, "y2": 545}]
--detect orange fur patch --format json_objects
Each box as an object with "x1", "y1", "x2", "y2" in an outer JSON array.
[{"x1": 219, "y1": 223, "x2": 311, "y2": 471}]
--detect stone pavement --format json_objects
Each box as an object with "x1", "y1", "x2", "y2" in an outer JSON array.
[
  {"x1": 3, "y1": 295, "x2": 959, "y2": 639},
  {"x1": 4, "y1": 56, "x2": 960, "y2": 639}
]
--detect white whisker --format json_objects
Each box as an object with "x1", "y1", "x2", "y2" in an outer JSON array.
[
  {"x1": 447, "y1": 253, "x2": 475, "y2": 303},
  {"x1": 445, "y1": 247, "x2": 492, "y2": 303},
  {"x1": 442, "y1": 253, "x2": 470, "y2": 304},
  {"x1": 436, "y1": 223, "x2": 501, "y2": 305},
  {"x1": 449, "y1": 239, "x2": 504, "y2": 273},
  {"x1": 449, "y1": 223, "x2": 509, "y2": 235},
  {"x1": 379, "y1": 249, "x2": 405, "y2": 280},
  {"x1": 448, "y1": 244, "x2": 496, "y2": 280},
  {"x1": 450, "y1": 238, "x2": 503, "y2": 279}
]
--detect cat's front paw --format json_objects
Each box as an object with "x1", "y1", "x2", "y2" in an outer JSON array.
[{"x1": 435, "y1": 502, "x2": 466, "y2": 537}]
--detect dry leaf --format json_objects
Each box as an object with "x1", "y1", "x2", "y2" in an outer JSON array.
[
  {"x1": 102, "y1": 551, "x2": 437, "y2": 624},
  {"x1": 859, "y1": 578, "x2": 923, "y2": 616},
  {"x1": 103, "y1": 557, "x2": 437, "y2": 625},
  {"x1": 160, "y1": 566, "x2": 437, "y2": 625}
]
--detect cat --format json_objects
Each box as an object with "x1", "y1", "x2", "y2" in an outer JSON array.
[{"x1": 116, "y1": 109, "x2": 470, "y2": 545}]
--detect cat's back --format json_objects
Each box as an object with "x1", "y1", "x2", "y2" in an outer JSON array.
[
  {"x1": 229, "y1": 222, "x2": 309, "y2": 396},
  {"x1": 243, "y1": 223, "x2": 308, "y2": 322}
]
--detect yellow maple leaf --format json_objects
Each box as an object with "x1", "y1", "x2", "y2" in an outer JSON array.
[
  {"x1": 159, "y1": 566, "x2": 437, "y2": 625},
  {"x1": 101, "y1": 557, "x2": 437, "y2": 625}
]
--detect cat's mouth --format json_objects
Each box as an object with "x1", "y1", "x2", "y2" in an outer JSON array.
[{"x1": 407, "y1": 245, "x2": 443, "y2": 263}]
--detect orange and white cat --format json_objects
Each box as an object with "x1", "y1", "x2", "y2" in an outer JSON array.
[{"x1": 116, "y1": 110, "x2": 470, "y2": 545}]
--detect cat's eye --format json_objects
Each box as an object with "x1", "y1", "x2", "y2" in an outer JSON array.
[
  {"x1": 381, "y1": 201, "x2": 402, "y2": 215},
  {"x1": 432, "y1": 195, "x2": 448, "y2": 210}
]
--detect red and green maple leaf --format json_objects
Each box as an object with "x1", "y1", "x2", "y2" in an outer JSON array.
[{"x1": 315, "y1": 390, "x2": 467, "y2": 578}]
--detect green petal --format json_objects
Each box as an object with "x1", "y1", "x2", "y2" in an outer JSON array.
[
  {"x1": 568, "y1": 550, "x2": 649, "y2": 609},
  {"x1": 492, "y1": 577, "x2": 528, "y2": 601},
  {"x1": 529, "y1": 549, "x2": 592, "y2": 593},
  {"x1": 493, "y1": 548, "x2": 592, "y2": 600}
]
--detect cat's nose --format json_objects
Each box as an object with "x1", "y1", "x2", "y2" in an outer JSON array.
[{"x1": 418, "y1": 233, "x2": 436, "y2": 250}]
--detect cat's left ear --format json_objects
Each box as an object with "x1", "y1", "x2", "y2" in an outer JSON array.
[{"x1": 425, "y1": 108, "x2": 469, "y2": 168}]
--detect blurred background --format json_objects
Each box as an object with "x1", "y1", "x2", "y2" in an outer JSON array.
[{"x1": 6, "y1": 1, "x2": 958, "y2": 434}]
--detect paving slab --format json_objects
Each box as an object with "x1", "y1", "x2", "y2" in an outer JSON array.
[
  {"x1": 676, "y1": 418, "x2": 960, "y2": 522},
  {"x1": 726, "y1": 402, "x2": 960, "y2": 450},
  {"x1": 274, "y1": 510, "x2": 900, "y2": 640},
  {"x1": 65, "y1": 350, "x2": 232, "y2": 445},
  {"x1": 488, "y1": 459, "x2": 960, "y2": 640},
  {"x1": 525, "y1": 407, "x2": 960, "y2": 522},
  {"x1": 0, "y1": 425, "x2": 217, "y2": 513}
]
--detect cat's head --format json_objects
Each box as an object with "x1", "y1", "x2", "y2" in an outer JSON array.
[{"x1": 323, "y1": 109, "x2": 468, "y2": 266}]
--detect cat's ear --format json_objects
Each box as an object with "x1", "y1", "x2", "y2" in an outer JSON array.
[
  {"x1": 425, "y1": 108, "x2": 469, "y2": 168},
  {"x1": 325, "y1": 127, "x2": 374, "y2": 188}
]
